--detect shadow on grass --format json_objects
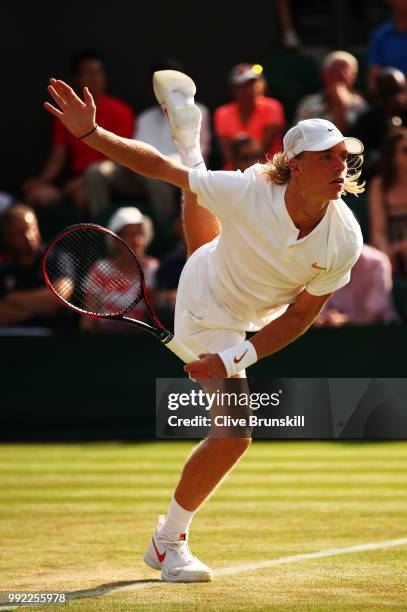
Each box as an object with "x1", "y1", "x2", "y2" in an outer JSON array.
[
  {"x1": 66, "y1": 578, "x2": 163, "y2": 602},
  {"x1": 0, "y1": 580, "x2": 164, "y2": 609}
]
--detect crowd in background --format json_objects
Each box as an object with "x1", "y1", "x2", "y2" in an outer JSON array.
[{"x1": 1, "y1": 0, "x2": 407, "y2": 335}]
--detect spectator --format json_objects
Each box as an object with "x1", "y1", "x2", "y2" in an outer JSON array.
[
  {"x1": 214, "y1": 63, "x2": 285, "y2": 169},
  {"x1": 22, "y1": 50, "x2": 134, "y2": 211},
  {"x1": 85, "y1": 58, "x2": 211, "y2": 226},
  {"x1": 82, "y1": 207, "x2": 158, "y2": 333},
  {"x1": 315, "y1": 244, "x2": 400, "y2": 326},
  {"x1": 368, "y1": 0, "x2": 407, "y2": 94},
  {"x1": 295, "y1": 51, "x2": 368, "y2": 133},
  {"x1": 229, "y1": 136, "x2": 262, "y2": 171},
  {"x1": 369, "y1": 127, "x2": 407, "y2": 276},
  {"x1": 0, "y1": 204, "x2": 74, "y2": 333},
  {"x1": 352, "y1": 67, "x2": 407, "y2": 178}
]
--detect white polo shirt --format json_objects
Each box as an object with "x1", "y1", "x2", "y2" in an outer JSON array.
[{"x1": 186, "y1": 164, "x2": 363, "y2": 332}]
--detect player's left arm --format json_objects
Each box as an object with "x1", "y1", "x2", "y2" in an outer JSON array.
[
  {"x1": 44, "y1": 79, "x2": 191, "y2": 192},
  {"x1": 184, "y1": 289, "x2": 332, "y2": 379}
]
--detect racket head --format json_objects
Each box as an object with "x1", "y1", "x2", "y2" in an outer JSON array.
[{"x1": 42, "y1": 223, "x2": 146, "y2": 318}]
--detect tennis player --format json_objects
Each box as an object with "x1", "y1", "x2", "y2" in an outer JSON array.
[{"x1": 45, "y1": 72, "x2": 365, "y2": 583}]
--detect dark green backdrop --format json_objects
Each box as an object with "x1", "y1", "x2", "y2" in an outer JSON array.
[{"x1": 1, "y1": 326, "x2": 405, "y2": 439}]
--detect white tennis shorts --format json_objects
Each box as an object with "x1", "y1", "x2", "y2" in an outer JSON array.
[{"x1": 174, "y1": 240, "x2": 246, "y2": 359}]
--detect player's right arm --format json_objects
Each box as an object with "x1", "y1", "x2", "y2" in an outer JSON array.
[
  {"x1": 184, "y1": 289, "x2": 333, "y2": 379},
  {"x1": 44, "y1": 79, "x2": 190, "y2": 192}
]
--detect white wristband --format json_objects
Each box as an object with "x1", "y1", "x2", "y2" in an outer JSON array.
[{"x1": 218, "y1": 340, "x2": 258, "y2": 377}]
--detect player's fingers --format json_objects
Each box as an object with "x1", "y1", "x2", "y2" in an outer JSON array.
[
  {"x1": 49, "y1": 78, "x2": 69, "y2": 97},
  {"x1": 83, "y1": 86, "x2": 95, "y2": 108},
  {"x1": 184, "y1": 363, "x2": 210, "y2": 379},
  {"x1": 47, "y1": 85, "x2": 68, "y2": 108},
  {"x1": 43, "y1": 101, "x2": 63, "y2": 118},
  {"x1": 184, "y1": 360, "x2": 201, "y2": 372},
  {"x1": 53, "y1": 78, "x2": 84, "y2": 105}
]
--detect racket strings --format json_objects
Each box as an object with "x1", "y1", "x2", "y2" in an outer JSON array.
[{"x1": 44, "y1": 227, "x2": 143, "y2": 316}]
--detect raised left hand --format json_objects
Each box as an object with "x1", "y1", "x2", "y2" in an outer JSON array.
[{"x1": 44, "y1": 78, "x2": 96, "y2": 138}]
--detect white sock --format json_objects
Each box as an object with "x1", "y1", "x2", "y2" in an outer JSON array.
[{"x1": 158, "y1": 497, "x2": 196, "y2": 539}]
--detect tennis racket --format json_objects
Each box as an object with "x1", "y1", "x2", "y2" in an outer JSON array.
[{"x1": 42, "y1": 223, "x2": 198, "y2": 364}]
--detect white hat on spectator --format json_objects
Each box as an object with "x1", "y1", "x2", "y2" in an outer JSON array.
[
  {"x1": 284, "y1": 118, "x2": 364, "y2": 159},
  {"x1": 229, "y1": 63, "x2": 264, "y2": 85},
  {"x1": 108, "y1": 206, "x2": 154, "y2": 247},
  {"x1": 108, "y1": 207, "x2": 145, "y2": 234}
]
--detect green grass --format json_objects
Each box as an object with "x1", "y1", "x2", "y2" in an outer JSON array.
[{"x1": 1, "y1": 441, "x2": 407, "y2": 610}]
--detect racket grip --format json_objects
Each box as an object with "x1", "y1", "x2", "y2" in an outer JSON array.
[{"x1": 165, "y1": 336, "x2": 199, "y2": 363}]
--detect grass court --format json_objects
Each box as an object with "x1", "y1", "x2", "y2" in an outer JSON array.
[{"x1": 1, "y1": 440, "x2": 406, "y2": 610}]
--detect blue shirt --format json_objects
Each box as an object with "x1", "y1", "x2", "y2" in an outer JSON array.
[{"x1": 368, "y1": 20, "x2": 407, "y2": 76}]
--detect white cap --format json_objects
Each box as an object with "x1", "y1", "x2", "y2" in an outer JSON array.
[
  {"x1": 108, "y1": 207, "x2": 144, "y2": 234},
  {"x1": 283, "y1": 118, "x2": 364, "y2": 159}
]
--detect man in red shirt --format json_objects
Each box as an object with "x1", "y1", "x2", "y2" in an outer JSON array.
[
  {"x1": 22, "y1": 50, "x2": 134, "y2": 211},
  {"x1": 214, "y1": 63, "x2": 286, "y2": 168}
]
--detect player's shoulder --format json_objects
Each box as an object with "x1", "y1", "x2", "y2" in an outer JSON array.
[
  {"x1": 242, "y1": 164, "x2": 288, "y2": 198},
  {"x1": 241, "y1": 162, "x2": 272, "y2": 185},
  {"x1": 332, "y1": 197, "x2": 361, "y2": 227},
  {"x1": 241, "y1": 165, "x2": 287, "y2": 213}
]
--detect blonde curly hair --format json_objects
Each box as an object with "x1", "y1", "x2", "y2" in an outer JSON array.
[{"x1": 262, "y1": 151, "x2": 365, "y2": 196}]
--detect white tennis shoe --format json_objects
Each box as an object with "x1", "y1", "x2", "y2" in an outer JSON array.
[
  {"x1": 153, "y1": 70, "x2": 204, "y2": 167},
  {"x1": 144, "y1": 515, "x2": 213, "y2": 582}
]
